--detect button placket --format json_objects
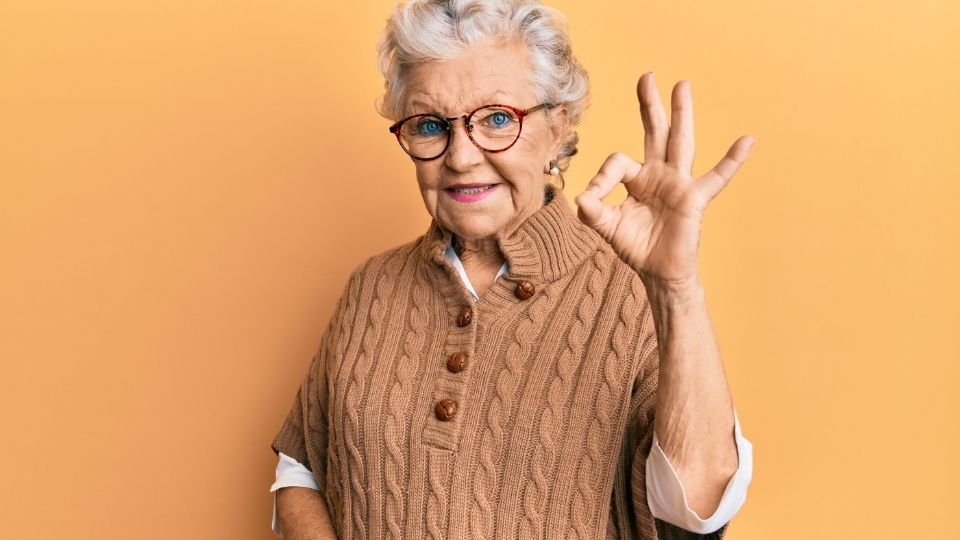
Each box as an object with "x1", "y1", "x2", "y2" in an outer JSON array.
[{"x1": 422, "y1": 286, "x2": 478, "y2": 450}]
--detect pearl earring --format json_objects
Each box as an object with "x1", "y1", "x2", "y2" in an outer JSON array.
[{"x1": 548, "y1": 159, "x2": 560, "y2": 176}]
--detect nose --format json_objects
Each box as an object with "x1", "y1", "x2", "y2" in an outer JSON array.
[{"x1": 443, "y1": 116, "x2": 484, "y2": 172}]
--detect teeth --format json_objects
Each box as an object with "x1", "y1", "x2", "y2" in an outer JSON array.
[{"x1": 452, "y1": 185, "x2": 493, "y2": 194}]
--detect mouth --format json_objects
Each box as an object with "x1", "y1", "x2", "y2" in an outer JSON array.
[
  {"x1": 444, "y1": 183, "x2": 500, "y2": 203},
  {"x1": 444, "y1": 183, "x2": 499, "y2": 194}
]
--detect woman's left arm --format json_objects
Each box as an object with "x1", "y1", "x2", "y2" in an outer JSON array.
[{"x1": 575, "y1": 72, "x2": 755, "y2": 518}]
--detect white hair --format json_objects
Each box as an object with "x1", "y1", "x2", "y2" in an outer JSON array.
[{"x1": 376, "y1": 0, "x2": 590, "y2": 183}]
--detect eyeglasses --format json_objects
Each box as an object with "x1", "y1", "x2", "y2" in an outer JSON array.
[{"x1": 387, "y1": 102, "x2": 554, "y2": 161}]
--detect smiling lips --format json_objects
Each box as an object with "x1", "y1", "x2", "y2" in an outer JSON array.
[{"x1": 445, "y1": 183, "x2": 499, "y2": 203}]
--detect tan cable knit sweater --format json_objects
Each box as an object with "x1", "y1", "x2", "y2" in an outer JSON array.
[{"x1": 271, "y1": 185, "x2": 727, "y2": 539}]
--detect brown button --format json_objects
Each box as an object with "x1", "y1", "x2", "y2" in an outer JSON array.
[
  {"x1": 446, "y1": 352, "x2": 468, "y2": 373},
  {"x1": 514, "y1": 280, "x2": 536, "y2": 300},
  {"x1": 434, "y1": 398, "x2": 458, "y2": 421},
  {"x1": 456, "y1": 306, "x2": 473, "y2": 327}
]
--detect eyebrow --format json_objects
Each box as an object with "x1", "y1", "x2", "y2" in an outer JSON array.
[
  {"x1": 408, "y1": 93, "x2": 508, "y2": 117},
  {"x1": 408, "y1": 100, "x2": 442, "y2": 116}
]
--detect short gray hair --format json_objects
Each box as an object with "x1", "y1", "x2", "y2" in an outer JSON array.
[{"x1": 376, "y1": 0, "x2": 590, "y2": 185}]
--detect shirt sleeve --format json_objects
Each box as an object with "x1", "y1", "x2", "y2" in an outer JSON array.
[
  {"x1": 645, "y1": 408, "x2": 753, "y2": 534},
  {"x1": 270, "y1": 452, "x2": 322, "y2": 537}
]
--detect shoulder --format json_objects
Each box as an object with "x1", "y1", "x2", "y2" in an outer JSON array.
[{"x1": 320, "y1": 234, "x2": 427, "y2": 337}]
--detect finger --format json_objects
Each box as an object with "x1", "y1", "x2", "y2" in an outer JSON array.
[
  {"x1": 583, "y1": 152, "x2": 644, "y2": 200},
  {"x1": 668, "y1": 80, "x2": 695, "y2": 172},
  {"x1": 575, "y1": 189, "x2": 620, "y2": 241},
  {"x1": 637, "y1": 72, "x2": 668, "y2": 163},
  {"x1": 699, "y1": 135, "x2": 756, "y2": 202}
]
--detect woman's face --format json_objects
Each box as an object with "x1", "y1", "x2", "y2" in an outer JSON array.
[{"x1": 401, "y1": 39, "x2": 567, "y2": 244}]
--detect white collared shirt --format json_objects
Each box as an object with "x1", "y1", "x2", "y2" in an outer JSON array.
[{"x1": 270, "y1": 238, "x2": 752, "y2": 536}]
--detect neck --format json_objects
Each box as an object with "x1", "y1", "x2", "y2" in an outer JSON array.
[{"x1": 452, "y1": 234, "x2": 505, "y2": 268}]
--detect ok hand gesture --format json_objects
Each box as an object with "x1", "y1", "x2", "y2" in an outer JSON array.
[{"x1": 575, "y1": 72, "x2": 755, "y2": 286}]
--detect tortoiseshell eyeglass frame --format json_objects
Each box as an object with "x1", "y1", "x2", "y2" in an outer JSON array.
[{"x1": 387, "y1": 102, "x2": 555, "y2": 161}]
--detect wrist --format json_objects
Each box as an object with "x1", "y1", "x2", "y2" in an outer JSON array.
[{"x1": 641, "y1": 272, "x2": 706, "y2": 309}]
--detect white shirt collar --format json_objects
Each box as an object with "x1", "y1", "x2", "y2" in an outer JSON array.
[{"x1": 442, "y1": 236, "x2": 509, "y2": 301}]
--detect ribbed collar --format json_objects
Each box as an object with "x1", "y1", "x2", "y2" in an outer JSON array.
[{"x1": 418, "y1": 185, "x2": 601, "y2": 283}]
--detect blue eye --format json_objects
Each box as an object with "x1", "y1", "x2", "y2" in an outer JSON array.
[
  {"x1": 417, "y1": 118, "x2": 445, "y2": 137},
  {"x1": 477, "y1": 109, "x2": 515, "y2": 130}
]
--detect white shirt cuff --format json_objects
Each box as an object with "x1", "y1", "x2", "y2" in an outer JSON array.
[
  {"x1": 645, "y1": 408, "x2": 753, "y2": 534},
  {"x1": 270, "y1": 452, "x2": 321, "y2": 536}
]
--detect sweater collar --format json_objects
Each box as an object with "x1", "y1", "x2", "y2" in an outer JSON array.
[{"x1": 419, "y1": 185, "x2": 601, "y2": 283}]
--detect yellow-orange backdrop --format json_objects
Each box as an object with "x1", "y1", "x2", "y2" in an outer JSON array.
[{"x1": 2, "y1": 1, "x2": 958, "y2": 538}]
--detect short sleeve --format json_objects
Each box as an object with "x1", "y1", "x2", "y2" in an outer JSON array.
[{"x1": 270, "y1": 327, "x2": 334, "y2": 480}]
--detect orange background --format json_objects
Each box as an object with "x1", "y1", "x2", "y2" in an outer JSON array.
[{"x1": 2, "y1": 1, "x2": 958, "y2": 538}]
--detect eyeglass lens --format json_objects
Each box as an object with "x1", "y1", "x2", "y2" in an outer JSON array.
[{"x1": 397, "y1": 106, "x2": 522, "y2": 159}]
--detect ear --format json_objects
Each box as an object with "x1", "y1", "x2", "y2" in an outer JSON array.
[{"x1": 547, "y1": 104, "x2": 570, "y2": 159}]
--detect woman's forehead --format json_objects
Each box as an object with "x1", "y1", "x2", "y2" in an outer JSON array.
[
  {"x1": 401, "y1": 40, "x2": 535, "y2": 116},
  {"x1": 404, "y1": 86, "x2": 537, "y2": 118},
  {"x1": 407, "y1": 90, "x2": 516, "y2": 115}
]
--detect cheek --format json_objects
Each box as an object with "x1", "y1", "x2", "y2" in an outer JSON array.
[
  {"x1": 413, "y1": 161, "x2": 442, "y2": 190},
  {"x1": 497, "y1": 155, "x2": 540, "y2": 183},
  {"x1": 515, "y1": 126, "x2": 553, "y2": 162},
  {"x1": 491, "y1": 157, "x2": 547, "y2": 208},
  {"x1": 495, "y1": 137, "x2": 550, "y2": 183}
]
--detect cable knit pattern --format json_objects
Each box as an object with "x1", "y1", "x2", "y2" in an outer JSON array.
[
  {"x1": 569, "y1": 261, "x2": 628, "y2": 539},
  {"x1": 343, "y1": 249, "x2": 403, "y2": 539},
  {"x1": 426, "y1": 447, "x2": 453, "y2": 539},
  {"x1": 519, "y1": 252, "x2": 604, "y2": 539},
  {"x1": 469, "y1": 285, "x2": 552, "y2": 540},
  {"x1": 382, "y1": 255, "x2": 429, "y2": 539},
  {"x1": 326, "y1": 260, "x2": 367, "y2": 530},
  {"x1": 271, "y1": 185, "x2": 730, "y2": 539}
]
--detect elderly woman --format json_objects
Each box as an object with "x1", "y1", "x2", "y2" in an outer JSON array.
[{"x1": 269, "y1": 1, "x2": 755, "y2": 538}]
